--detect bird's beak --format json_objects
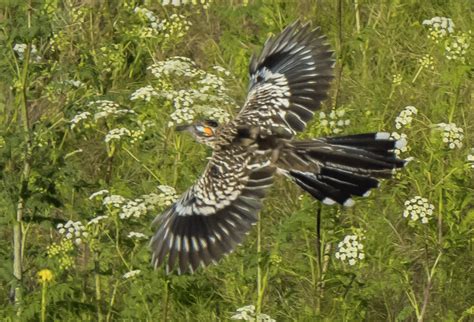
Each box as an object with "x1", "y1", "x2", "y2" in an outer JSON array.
[{"x1": 175, "y1": 124, "x2": 191, "y2": 132}]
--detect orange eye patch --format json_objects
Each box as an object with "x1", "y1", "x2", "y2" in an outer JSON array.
[{"x1": 203, "y1": 127, "x2": 214, "y2": 136}]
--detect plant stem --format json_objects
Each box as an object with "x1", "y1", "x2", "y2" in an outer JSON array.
[
  {"x1": 40, "y1": 282, "x2": 47, "y2": 322},
  {"x1": 106, "y1": 280, "x2": 120, "y2": 322},
  {"x1": 163, "y1": 279, "x2": 170, "y2": 321},
  {"x1": 418, "y1": 252, "x2": 442, "y2": 322},
  {"x1": 12, "y1": 13, "x2": 33, "y2": 311},
  {"x1": 94, "y1": 253, "x2": 103, "y2": 322},
  {"x1": 256, "y1": 213, "x2": 263, "y2": 315}
]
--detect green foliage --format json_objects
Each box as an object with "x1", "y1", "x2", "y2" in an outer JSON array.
[{"x1": 0, "y1": 0, "x2": 472, "y2": 321}]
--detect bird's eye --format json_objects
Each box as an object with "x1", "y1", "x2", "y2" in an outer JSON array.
[{"x1": 196, "y1": 125, "x2": 214, "y2": 137}]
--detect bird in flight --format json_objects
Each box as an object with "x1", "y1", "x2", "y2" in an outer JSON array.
[{"x1": 150, "y1": 21, "x2": 406, "y2": 274}]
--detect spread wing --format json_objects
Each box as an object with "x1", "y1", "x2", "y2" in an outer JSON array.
[
  {"x1": 150, "y1": 145, "x2": 274, "y2": 274},
  {"x1": 235, "y1": 21, "x2": 334, "y2": 138},
  {"x1": 150, "y1": 21, "x2": 334, "y2": 274}
]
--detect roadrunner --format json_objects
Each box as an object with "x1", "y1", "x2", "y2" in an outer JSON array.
[{"x1": 150, "y1": 21, "x2": 406, "y2": 274}]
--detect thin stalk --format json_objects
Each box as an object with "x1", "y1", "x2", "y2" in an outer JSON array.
[
  {"x1": 418, "y1": 252, "x2": 442, "y2": 322},
  {"x1": 314, "y1": 205, "x2": 322, "y2": 315},
  {"x1": 13, "y1": 11, "x2": 33, "y2": 310},
  {"x1": 94, "y1": 253, "x2": 103, "y2": 322},
  {"x1": 316, "y1": 243, "x2": 332, "y2": 314},
  {"x1": 106, "y1": 280, "x2": 120, "y2": 322},
  {"x1": 256, "y1": 213, "x2": 263, "y2": 315},
  {"x1": 163, "y1": 279, "x2": 170, "y2": 321},
  {"x1": 40, "y1": 282, "x2": 47, "y2": 322}
]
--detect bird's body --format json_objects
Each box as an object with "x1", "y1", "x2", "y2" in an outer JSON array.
[{"x1": 150, "y1": 22, "x2": 406, "y2": 274}]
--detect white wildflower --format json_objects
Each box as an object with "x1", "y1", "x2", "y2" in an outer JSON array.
[
  {"x1": 13, "y1": 43, "x2": 41, "y2": 62},
  {"x1": 130, "y1": 85, "x2": 159, "y2": 102},
  {"x1": 390, "y1": 132, "x2": 409, "y2": 156},
  {"x1": 169, "y1": 107, "x2": 195, "y2": 128},
  {"x1": 445, "y1": 31, "x2": 471, "y2": 63},
  {"x1": 103, "y1": 195, "x2": 126, "y2": 208},
  {"x1": 157, "y1": 185, "x2": 178, "y2": 207},
  {"x1": 395, "y1": 105, "x2": 417, "y2": 129},
  {"x1": 134, "y1": 7, "x2": 157, "y2": 23},
  {"x1": 129, "y1": 129, "x2": 144, "y2": 144},
  {"x1": 119, "y1": 198, "x2": 147, "y2": 219},
  {"x1": 212, "y1": 65, "x2": 231, "y2": 76},
  {"x1": 87, "y1": 215, "x2": 108, "y2": 225},
  {"x1": 57, "y1": 220, "x2": 88, "y2": 245},
  {"x1": 335, "y1": 234, "x2": 365, "y2": 265},
  {"x1": 89, "y1": 189, "x2": 109, "y2": 200},
  {"x1": 318, "y1": 108, "x2": 351, "y2": 135},
  {"x1": 230, "y1": 305, "x2": 275, "y2": 321},
  {"x1": 148, "y1": 57, "x2": 197, "y2": 78},
  {"x1": 70, "y1": 112, "x2": 91, "y2": 129},
  {"x1": 467, "y1": 149, "x2": 474, "y2": 169},
  {"x1": 403, "y1": 196, "x2": 435, "y2": 224},
  {"x1": 65, "y1": 79, "x2": 85, "y2": 88},
  {"x1": 105, "y1": 128, "x2": 131, "y2": 143},
  {"x1": 123, "y1": 269, "x2": 141, "y2": 279},
  {"x1": 127, "y1": 231, "x2": 148, "y2": 239},
  {"x1": 89, "y1": 100, "x2": 135, "y2": 120},
  {"x1": 437, "y1": 123, "x2": 464, "y2": 149},
  {"x1": 422, "y1": 17, "x2": 455, "y2": 42}
]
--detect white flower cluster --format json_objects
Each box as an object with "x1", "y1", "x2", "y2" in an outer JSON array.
[
  {"x1": 148, "y1": 57, "x2": 198, "y2": 78},
  {"x1": 335, "y1": 234, "x2": 365, "y2": 266},
  {"x1": 157, "y1": 185, "x2": 178, "y2": 207},
  {"x1": 467, "y1": 149, "x2": 474, "y2": 169},
  {"x1": 422, "y1": 17, "x2": 454, "y2": 42},
  {"x1": 403, "y1": 196, "x2": 435, "y2": 224},
  {"x1": 212, "y1": 65, "x2": 232, "y2": 76},
  {"x1": 390, "y1": 132, "x2": 409, "y2": 156},
  {"x1": 89, "y1": 100, "x2": 135, "y2": 121},
  {"x1": 133, "y1": 7, "x2": 191, "y2": 39},
  {"x1": 418, "y1": 54, "x2": 434, "y2": 70},
  {"x1": 437, "y1": 123, "x2": 464, "y2": 149},
  {"x1": 395, "y1": 105, "x2": 417, "y2": 129},
  {"x1": 134, "y1": 7, "x2": 159, "y2": 29},
  {"x1": 127, "y1": 231, "x2": 148, "y2": 239},
  {"x1": 87, "y1": 215, "x2": 108, "y2": 226},
  {"x1": 445, "y1": 32, "x2": 471, "y2": 63},
  {"x1": 123, "y1": 269, "x2": 141, "y2": 279},
  {"x1": 70, "y1": 112, "x2": 91, "y2": 129},
  {"x1": 130, "y1": 85, "x2": 159, "y2": 102},
  {"x1": 145, "y1": 57, "x2": 237, "y2": 127},
  {"x1": 162, "y1": 0, "x2": 212, "y2": 8},
  {"x1": 13, "y1": 43, "x2": 41, "y2": 62},
  {"x1": 103, "y1": 194, "x2": 126, "y2": 208},
  {"x1": 318, "y1": 108, "x2": 351, "y2": 134},
  {"x1": 89, "y1": 189, "x2": 109, "y2": 200},
  {"x1": 105, "y1": 128, "x2": 131, "y2": 143},
  {"x1": 57, "y1": 221, "x2": 88, "y2": 245},
  {"x1": 119, "y1": 198, "x2": 147, "y2": 219},
  {"x1": 230, "y1": 305, "x2": 275, "y2": 322},
  {"x1": 64, "y1": 79, "x2": 85, "y2": 88}
]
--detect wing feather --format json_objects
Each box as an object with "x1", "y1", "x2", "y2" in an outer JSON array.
[
  {"x1": 237, "y1": 21, "x2": 334, "y2": 137},
  {"x1": 150, "y1": 146, "x2": 274, "y2": 274}
]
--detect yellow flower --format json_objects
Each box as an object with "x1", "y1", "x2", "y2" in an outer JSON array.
[{"x1": 38, "y1": 269, "x2": 53, "y2": 283}]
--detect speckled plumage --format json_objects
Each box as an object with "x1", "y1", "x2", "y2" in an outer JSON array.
[{"x1": 150, "y1": 21, "x2": 405, "y2": 274}]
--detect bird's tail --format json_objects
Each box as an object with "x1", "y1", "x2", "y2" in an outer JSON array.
[{"x1": 278, "y1": 132, "x2": 407, "y2": 206}]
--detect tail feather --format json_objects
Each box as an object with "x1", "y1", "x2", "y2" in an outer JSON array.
[{"x1": 280, "y1": 132, "x2": 406, "y2": 206}]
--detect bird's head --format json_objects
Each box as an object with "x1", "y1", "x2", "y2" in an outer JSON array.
[{"x1": 176, "y1": 119, "x2": 220, "y2": 148}]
